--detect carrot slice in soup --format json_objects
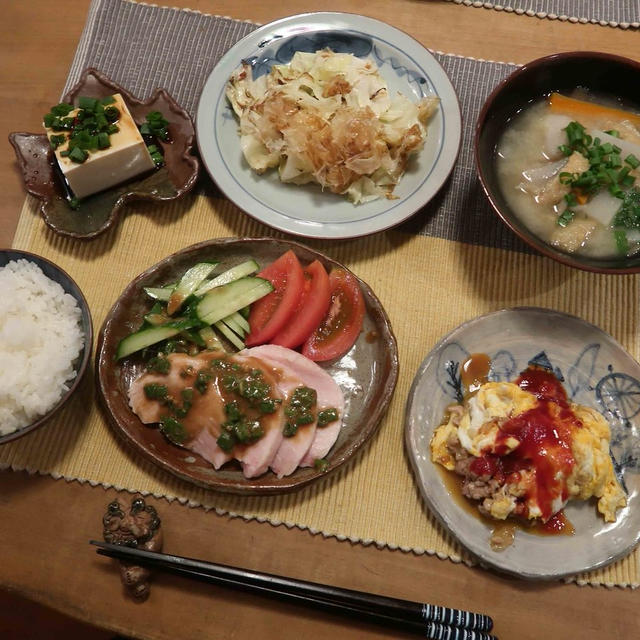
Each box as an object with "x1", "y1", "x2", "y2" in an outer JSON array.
[{"x1": 549, "y1": 93, "x2": 640, "y2": 128}]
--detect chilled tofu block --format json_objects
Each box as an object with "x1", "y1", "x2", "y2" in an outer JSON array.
[{"x1": 44, "y1": 94, "x2": 155, "y2": 199}]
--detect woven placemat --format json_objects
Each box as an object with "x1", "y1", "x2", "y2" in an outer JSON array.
[
  {"x1": 2, "y1": 0, "x2": 639, "y2": 587},
  {"x1": 446, "y1": 0, "x2": 640, "y2": 29}
]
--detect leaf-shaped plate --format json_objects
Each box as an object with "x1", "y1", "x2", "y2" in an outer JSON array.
[{"x1": 9, "y1": 68, "x2": 199, "y2": 240}]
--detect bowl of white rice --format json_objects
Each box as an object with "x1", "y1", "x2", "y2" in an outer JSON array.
[{"x1": 0, "y1": 250, "x2": 92, "y2": 444}]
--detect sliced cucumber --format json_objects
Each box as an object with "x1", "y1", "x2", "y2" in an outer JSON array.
[
  {"x1": 142, "y1": 302, "x2": 166, "y2": 326},
  {"x1": 199, "y1": 326, "x2": 225, "y2": 352},
  {"x1": 144, "y1": 312, "x2": 170, "y2": 326},
  {"x1": 167, "y1": 262, "x2": 218, "y2": 316},
  {"x1": 222, "y1": 314, "x2": 246, "y2": 338},
  {"x1": 194, "y1": 259, "x2": 259, "y2": 297},
  {"x1": 144, "y1": 284, "x2": 175, "y2": 302},
  {"x1": 214, "y1": 321, "x2": 245, "y2": 350},
  {"x1": 231, "y1": 311, "x2": 250, "y2": 334},
  {"x1": 116, "y1": 319, "x2": 196, "y2": 360},
  {"x1": 197, "y1": 277, "x2": 273, "y2": 326},
  {"x1": 180, "y1": 328, "x2": 205, "y2": 347}
]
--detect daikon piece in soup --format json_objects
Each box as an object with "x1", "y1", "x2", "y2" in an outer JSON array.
[{"x1": 496, "y1": 92, "x2": 640, "y2": 259}]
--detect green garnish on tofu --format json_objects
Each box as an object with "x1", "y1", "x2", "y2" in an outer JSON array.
[{"x1": 43, "y1": 95, "x2": 124, "y2": 164}]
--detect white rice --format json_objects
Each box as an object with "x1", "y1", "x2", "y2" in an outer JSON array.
[{"x1": 0, "y1": 259, "x2": 85, "y2": 435}]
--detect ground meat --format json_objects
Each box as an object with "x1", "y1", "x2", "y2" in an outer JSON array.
[
  {"x1": 447, "y1": 439, "x2": 503, "y2": 500},
  {"x1": 463, "y1": 478, "x2": 503, "y2": 501},
  {"x1": 449, "y1": 438, "x2": 472, "y2": 473},
  {"x1": 455, "y1": 455, "x2": 473, "y2": 477}
]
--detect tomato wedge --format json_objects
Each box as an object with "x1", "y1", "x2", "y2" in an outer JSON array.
[
  {"x1": 301, "y1": 268, "x2": 365, "y2": 362},
  {"x1": 270, "y1": 260, "x2": 331, "y2": 349},
  {"x1": 245, "y1": 250, "x2": 304, "y2": 346}
]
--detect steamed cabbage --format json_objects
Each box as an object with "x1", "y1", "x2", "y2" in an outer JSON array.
[{"x1": 226, "y1": 49, "x2": 438, "y2": 204}]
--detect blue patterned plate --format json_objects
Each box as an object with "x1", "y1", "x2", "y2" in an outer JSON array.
[
  {"x1": 196, "y1": 12, "x2": 461, "y2": 239},
  {"x1": 405, "y1": 307, "x2": 640, "y2": 579}
]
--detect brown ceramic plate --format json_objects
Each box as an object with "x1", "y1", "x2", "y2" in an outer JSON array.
[
  {"x1": 96, "y1": 238, "x2": 399, "y2": 494},
  {"x1": 9, "y1": 68, "x2": 199, "y2": 240}
]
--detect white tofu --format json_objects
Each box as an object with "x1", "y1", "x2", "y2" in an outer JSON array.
[{"x1": 45, "y1": 94, "x2": 155, "y2": 199}]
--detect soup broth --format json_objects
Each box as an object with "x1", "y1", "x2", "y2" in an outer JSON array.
[{"x1": 496, "y1": 92, "x2": 640, "y2": 259}]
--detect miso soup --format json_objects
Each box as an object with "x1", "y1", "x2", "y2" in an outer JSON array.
[{"x1": 496, "y1": 92, "x2": 640, "y2": 259}]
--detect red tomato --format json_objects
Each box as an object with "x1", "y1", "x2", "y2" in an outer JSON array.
[
  {"x1": 270, "y1": 260, "x2": 331, "y2": 349},
  {"x1": 301, "y1": 268, "x2": 365, "y2": 362},
  {"x1": 245, "y1": 250, "x2": 305, "y2": 346}
]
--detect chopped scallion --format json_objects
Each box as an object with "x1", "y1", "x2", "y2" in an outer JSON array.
[
  {"x1": 557, "y1": 120, "x2": 638, "y2": 201},
  {"x1": 49, "y1": 134, "x2": 66, "y2": 150},
  {"x1": 104, "y1": 106, "x2": 120, "y2": 123},
  {"x1": 144, "y1": 110, "x2": 170, "y2": 142},
  {"x1": 557, "y1": 209, "x2": 575, "y2": 227},
  {"x1": 51, "y1": 103, "x2": 73, "y2": 116},
  {"x1": 625, "y1": 154, "x2": 640, "y2": 169},
  {"x1": 97, "y1": 132, "x2": 110, "y2": 149},
  {"x1": 558, "y1": 144, "x2": 572, "y2": 157},
  {"x1": 68, "y1": 146, "x2": 88, "y2": 163},
  {"x1": 78, "y1": 96, "x2": 98, "y2": 111}
]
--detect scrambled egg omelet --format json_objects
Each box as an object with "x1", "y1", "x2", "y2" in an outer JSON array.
[{"x1": 431, "y1": 372, "x2": 626, "y2": 524}]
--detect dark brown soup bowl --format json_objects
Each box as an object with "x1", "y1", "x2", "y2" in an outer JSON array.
[{"x1": 475, "y1": 51, "x2": 640, "y2": 274}]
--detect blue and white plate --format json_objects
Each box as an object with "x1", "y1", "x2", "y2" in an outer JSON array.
[
  {"x1": 196, "y1": 13, "x2": 461, "y2": 239},
  {"x1": 405, "y1": 308, "x2": 640, "y2": 579}
]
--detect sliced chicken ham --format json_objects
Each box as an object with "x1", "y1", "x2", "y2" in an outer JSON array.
[
  {"x1": 128, "y1": 346, "x2": 344, "y2": 479},
  {"x1": 129, "y1": 352, "x2": 232, "y2": 467},
  {"x1": 240, "y1": 345, "x2": 344, "y2": 470},
  {"x1": 129, "y1": 351, "x2": 285, "y2": 478}
]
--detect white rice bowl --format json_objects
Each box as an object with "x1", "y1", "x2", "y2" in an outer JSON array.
[{"x1": 0, "y1": 259, "x2": 84, "y2": 435}]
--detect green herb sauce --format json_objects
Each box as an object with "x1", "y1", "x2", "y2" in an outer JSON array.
[
  {"x1": 317, "y1": 408, "x2": 339, "y2": 427},
  {"x1": 284, "y1": 386, "x2": 317, "y2": 437}
]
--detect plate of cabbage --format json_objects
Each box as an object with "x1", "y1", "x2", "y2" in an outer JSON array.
[{"x1": 196, "y1": 12, "x2": 461, "y2": 239}]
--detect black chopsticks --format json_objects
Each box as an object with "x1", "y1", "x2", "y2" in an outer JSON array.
[{"x1": 91, "y1": 541, "x2": 496, "y2": 639}]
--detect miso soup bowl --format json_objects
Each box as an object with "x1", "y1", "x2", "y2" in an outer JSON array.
[{"x1": 475, "y1": 51, "x2": 640, "y2": 274}]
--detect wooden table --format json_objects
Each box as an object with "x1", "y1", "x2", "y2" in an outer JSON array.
[{"x1": 1, "y1": 2, "x2": 638, "y2": 638}]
